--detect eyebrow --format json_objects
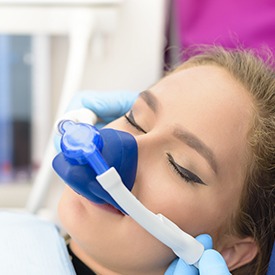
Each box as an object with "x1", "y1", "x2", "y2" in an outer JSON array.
[
  {"x1": 139, "y1": 90, "x2": 218, "y2": 174},
  {"x1": 139, "y1": 90, "x2": 158, "y2": 112},
  {"x1": 173, "y1": 128, "x2": 218, "y2": 174}
]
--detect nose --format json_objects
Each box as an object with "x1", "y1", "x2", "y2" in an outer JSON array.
[
  {"x1": 100, "y1": 128, "x2": 138, "y2": 190},
  {"x1": 130, "y1": 131, "x2": 164, "y2": 196},
  {"x1": 53, "y1": 122, "x2": 139, "y2": 213}
]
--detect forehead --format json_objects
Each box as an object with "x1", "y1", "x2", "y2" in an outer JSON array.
[
  {"x1": 151, "y1": 65, "x2": 252, "y2": 124},
  {"x1": 154, "y1": 65, "x2": 244, "y2": 101},
  {"x1": 149, "y1": 65, "x2": 253, "y2": 179}
]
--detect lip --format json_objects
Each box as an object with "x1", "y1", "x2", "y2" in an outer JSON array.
[
  {"x1": 81, "y1": 195, "x2": 125, "y2": 216},
  {"x1": 95, "y1": 202, "x2": 125, "y2": 215}
]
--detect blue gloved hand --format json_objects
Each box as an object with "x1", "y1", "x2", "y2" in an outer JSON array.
[
  {"x1": 165, "y1": 234, "x2": 231, "y2": 275},
  {"x1": 54, "y1": 90, "x2": 138, "y2": 151},
  {"x1": 66, "y1": 90, "x2": 139, "y2": 128}
]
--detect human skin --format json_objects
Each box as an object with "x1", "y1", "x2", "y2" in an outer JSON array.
[{"x1": 58, "y1": 65, "x2": 255, "y2": 274}]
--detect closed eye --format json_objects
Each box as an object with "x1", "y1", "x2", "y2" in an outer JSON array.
[
  {"x1": 125, "y1": 110, "x2": 206, "y2": 185},
  {"x1": 124, "y1": 110, "x2": 147, "y2": 134},
  {"x1": 167, "y1": 153, "x2": 206, "y2": 185}
]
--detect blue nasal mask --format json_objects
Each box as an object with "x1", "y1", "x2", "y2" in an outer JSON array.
[
  {"x1": 53, "y1": 120, "x2": 137, "y2": 214},
  {"x1": 53, "y1": 116, "x2": 204, "y2": 266}
]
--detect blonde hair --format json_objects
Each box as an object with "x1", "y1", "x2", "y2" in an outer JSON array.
[{"x1": 172, "y1": 46, "x2": 275, "y2": 275}]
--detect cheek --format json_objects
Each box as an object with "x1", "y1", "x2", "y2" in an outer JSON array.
[
  {"x1": 104, "y1": 117, "x2": 126, "y2": 130},
  {"x1": 102, "y1": 118, "x2": 236, "y2": 248},
  {"x1": 59, "y1": 188, "x2": 176, "y2": 272},
  {"x1": 133, "y1": 164, "x2": 232, "y2": 240},
  {"x1": 58, "y1": 187, "x2": 90, "y2": 238},
  {"x1": 58, "y1": 187, "x2": 109, "y2": 243}
]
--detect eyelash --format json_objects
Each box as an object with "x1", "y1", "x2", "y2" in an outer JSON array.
[
  {"x1": 167, "y1": 153, "x2": 205, "y2": 185},
  {"x1": 124, "y1": 111, "x2": 205, "y2": 185},
  {"x1": 124, "y1": 110, "x2": 147, "y2": 134}
]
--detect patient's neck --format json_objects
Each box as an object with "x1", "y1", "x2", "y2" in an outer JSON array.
[{"x1": 69, "y1": 239, "x2": 121, "y2": 275}]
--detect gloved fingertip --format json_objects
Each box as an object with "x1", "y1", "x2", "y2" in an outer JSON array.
[
  {"x1": 199, "y1": 249, "x2": 231, "y2": 275},
  {"x1": 102, "y1": 116, "x2": 118, "y2": 123},
  {"x1": 164, "y1": 259, "x2": 178, "y2": 275},
  {"x1": 196, "y1": 234, "x2": 213, "y2": 250},
  {"x1": 94, "y1": 122, "x2": 106, "y2": 129},
  {"x1": 174, "y1": 259, "x2": 198, "y2": 275}
]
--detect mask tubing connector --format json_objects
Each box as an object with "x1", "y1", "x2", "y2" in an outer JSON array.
[{"x1": 85, "y1": 150, "x2": 109, "y2": 175}]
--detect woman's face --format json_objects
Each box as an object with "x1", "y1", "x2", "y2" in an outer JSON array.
[{"x1": 58, "y1": 65, "x2": 253, "y2": 274}]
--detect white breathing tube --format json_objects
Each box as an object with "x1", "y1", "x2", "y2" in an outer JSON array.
[
  {"x1": 97, "y1": 167, "x2": 204, "y2": 265},
  {"x1": 56, "y1": 108, "x2": 204, "y2": 266}
]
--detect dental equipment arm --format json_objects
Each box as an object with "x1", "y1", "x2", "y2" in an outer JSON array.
[{"x1": 53, "y1": 120, "x2": 204, "y2": 266}]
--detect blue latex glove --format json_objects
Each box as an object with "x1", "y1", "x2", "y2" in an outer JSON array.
[
  {"x1": 165, "y1": 234, "x2": 231, "y2": 275},
  {"x1": 67, "y1": 90, "x2": 139, "y2": 128}
]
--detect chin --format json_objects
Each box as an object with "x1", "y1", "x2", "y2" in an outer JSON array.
[
  {"x1": 58, "y1": 187, "x2": 82, "y2": 233},
  {"x1": 58, "y1": 187, "x2": 177, "y2": 275},
  {"x1": 58, "y1": 186, "x2": 122, "y2": 240}
]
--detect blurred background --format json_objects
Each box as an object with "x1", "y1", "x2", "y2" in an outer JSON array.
[
  {"x1": 0, "y1": 0, "x2": 169, "y2": 214},
  {"x1": 0, "y1": 0, "x2": 274, "y2": 218}
]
